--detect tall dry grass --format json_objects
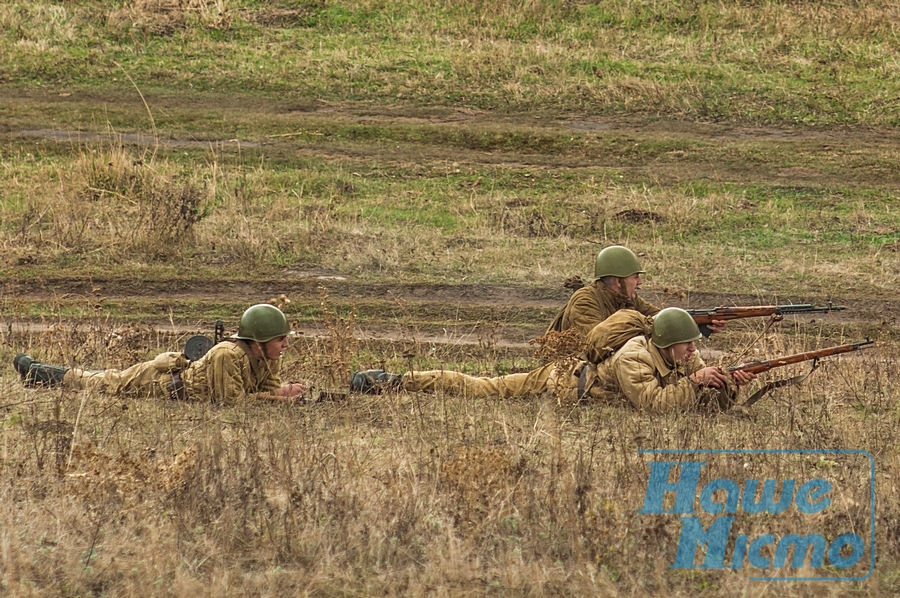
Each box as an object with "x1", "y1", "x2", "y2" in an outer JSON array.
[{"x1": 0, "y1": 302, "x2": 898, "y2": 596}]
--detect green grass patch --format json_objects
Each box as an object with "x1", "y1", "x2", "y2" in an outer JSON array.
[{"x1": 2, "y1": 1, "x2": 900, "y2": 125}]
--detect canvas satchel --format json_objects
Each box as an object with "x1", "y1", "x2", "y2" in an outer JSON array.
[{"x1": 583, "y1": 309, "x2": 653, "y2": 365}]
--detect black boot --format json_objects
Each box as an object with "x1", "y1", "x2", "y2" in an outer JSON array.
[
  {"x1": 13, "y1": 353, "x2": 69, "y2": 388},
  {"x1": 350, "y1": 369, "x2": 402, "y2": 394}
]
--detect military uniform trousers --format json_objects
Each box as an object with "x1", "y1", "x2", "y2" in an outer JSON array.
[
  {"x1": 63, "y1": 352, "x2": 188, "y2": 397},
  {"x1": 401, "y1": 362, "x2": 589, "y2": 400}
]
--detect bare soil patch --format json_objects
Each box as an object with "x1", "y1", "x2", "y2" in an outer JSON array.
[{"x1": 5, "y1": 275, "x2": 895, "y2": 349}]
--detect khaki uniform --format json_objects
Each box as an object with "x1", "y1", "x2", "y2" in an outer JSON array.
[
  {"x1": 592, "y1": 336, "x2": 728, "y2": 413},
  {"x1": 547, "y1": 281, "x2": 660, "y2": 336},
  {"x1": 64, "y1": 340, "x2": 282, "y2": 403},
  {"x1": 402, "y1": 335, "x2": 730, "y2": 413},
  {"x1": 400, "y1": 312, "x2": 648, "y2": 400},
  {"x1": 401, "y1": 362, "x2": 580, "y2": 399}
]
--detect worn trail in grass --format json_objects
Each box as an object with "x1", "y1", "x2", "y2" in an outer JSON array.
[{"x1": 6, "y1": 88, "x2": 900, "y2": 190}]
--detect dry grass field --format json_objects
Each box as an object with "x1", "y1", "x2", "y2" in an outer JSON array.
[{"x1": 1, "y1": 0, "x2": 900, "y2": 596}]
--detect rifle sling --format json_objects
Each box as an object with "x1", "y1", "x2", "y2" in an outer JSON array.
[
  {"x1": 740, "y1": 359, "x2": 820, "y2": 408},
  {"x1": 577, "y1": 364, "x2": 590, "y2": 400}
]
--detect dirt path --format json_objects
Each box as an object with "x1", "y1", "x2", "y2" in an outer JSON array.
[{"x1": 6, "y1": 275, "x2": 895, "y2": 348}]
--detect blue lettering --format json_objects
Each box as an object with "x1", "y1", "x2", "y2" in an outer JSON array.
[
  {"x1": 731, "y1": 534, "x2": 748, "y2": 569},
  {"x1": 699, "y1": 478, "x2": 740, "y2": 514},
  {"x1": 741, "y1": 479, "x2": 795, "y2": 514},
  {"x1": 827, "y1": 534, "x2": 865, "y2": 569},
  {"x1": 671, "y1": 516, "x2": 733, "y2": 569},
  {"x1": 796, "y1": 479, "x2": 832, "y2": 514},
  {"x1": 748, "y1": 534, "x2": 775, "y2": 568},
  {"x1": 640, "y1": 461, "x2": 704, "y2": 514},
  {"x1": 774, "y1": 534, "x2": 826, "y2": 568}
]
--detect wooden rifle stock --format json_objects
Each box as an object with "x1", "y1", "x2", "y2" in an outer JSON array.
[
  {"x1": 727, "y1": 339, "x2": 874, "y2": 375},
  {"x1": 726, "y1": 339, "x2": 874, "y2": 407}
]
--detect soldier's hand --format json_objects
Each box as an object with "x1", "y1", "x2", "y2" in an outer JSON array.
[
  {"x1": 706, "y1": 319, "x2": 727, "y2": 334},
  {"x1": 729, "y1": 369, "x2": 756, "y2": 386},
  {"x1": 276, "y1": 382, "x2": 307, "y2": 399},
  {"x1": 690, "y1": 367, "x2": 729, "y2": 388}
]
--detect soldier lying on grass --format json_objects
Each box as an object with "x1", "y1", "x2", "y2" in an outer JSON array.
[
  {"x1": 12, "y1": 304, "x2": 307, "y2": 404},
  {"x1": 351, "y1": 308, "x2": 755, "y2": 413}
]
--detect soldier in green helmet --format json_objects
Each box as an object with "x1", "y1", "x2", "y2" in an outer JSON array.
[
  {"x1": 352, "y1": 308, "x2": 754, "y2": 412},
  {"x1": 547, "y1": 245, "x2": 657, "y2": 335},
  {"x1": 12, "y1": 304, "x2": 307, "y2": 403},
  {"x1": 591, "y1": 307, "x2": 755, "y2": 412},
  {"x1": 546, "y1": 245, "x2": 726, "y2": 337}
]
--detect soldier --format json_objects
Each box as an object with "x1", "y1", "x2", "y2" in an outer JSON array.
[
  {"x1": 547, "y1": 245, "x2": 660, "y2": 336},
  {"x1": 12, "y1": 304, "x2": 307, "y2": 403},
  {"x1": 590, "y1": 307, "x2": 755, "y2": 412},
  {"x1": 351, "y1": 308, "x2": 754, "y2": 413},
  {"x1": 546, "y1": 245, "x2": 725, "y2": 336}
]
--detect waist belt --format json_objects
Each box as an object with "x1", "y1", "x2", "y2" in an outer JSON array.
[{"x1": 167, "y1": 371, "x2": 187, "y2": 401}]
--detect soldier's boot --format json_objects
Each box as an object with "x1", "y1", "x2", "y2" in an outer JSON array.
[
  {"x1": 350, "y1": 369, "x2": 402, "y2": 394},
  {"x1": 13, "y1": 353, "x2": 69, "y2": 388}
]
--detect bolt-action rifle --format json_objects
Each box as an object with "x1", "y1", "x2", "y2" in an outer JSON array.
[
  {"x1": 726, "y1": 338, "x2": 874, "y2": 407},
  {"x1": 686, "y1": 303, "x2": 845, "y2": 337}
]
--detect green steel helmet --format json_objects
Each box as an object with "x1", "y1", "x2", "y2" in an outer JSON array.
[
  {"x1": 594, "y1": 246, "x2": 646, "y2": 279},
  {"x1": 651, "y1": 308, "x2": 702, "y2": 348},
  {"x1": 236, "y1": 304, "x2": 293, "y2": 343}
]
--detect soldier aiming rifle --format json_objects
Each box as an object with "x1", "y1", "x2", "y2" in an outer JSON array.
[{"x1": 548, "y1": 245, "x2": 843, "y2": 340}]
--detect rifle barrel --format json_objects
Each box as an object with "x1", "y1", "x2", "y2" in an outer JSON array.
[
  {"x1": 686, "y1": 304, "x2": 845, "y2": 316},
  {"x1": 776, "y1": 303, "x2": 846, "y2": 314}
]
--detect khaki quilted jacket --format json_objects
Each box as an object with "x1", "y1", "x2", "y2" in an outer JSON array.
[{"x1": 547, "y1": 281, "x2": 660, "y2": 336}]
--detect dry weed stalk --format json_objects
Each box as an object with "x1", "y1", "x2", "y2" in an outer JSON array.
[
  {"x1": 529, "y1": 327, "x2": 585, "y2": 366},
  {"x1": 306, "y1": 285, "x2": 358, "y2": 389}
]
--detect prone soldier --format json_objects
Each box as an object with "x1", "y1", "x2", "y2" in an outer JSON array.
[
  {"x1": 547, "y1": 245, "x2": 660, "y2": 335},
  {"x1": 352, "y1": 308, "x2": 755, "y2": 413},
  {"x1": 12, "y1": 304, "x2": 307, "y2": 404},
  {"x1": 547, "y1": 245, "x2": 727, "y2": 337}
]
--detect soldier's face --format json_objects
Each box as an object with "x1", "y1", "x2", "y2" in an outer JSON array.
[
  {"x1": 667, "y1": 341, "x2": 696, "y2": 365},
  {"x1": 262, "y1": 336, "x2": 290, "y2": 360},
  {"x1": 621, "y1": 273, "x2": 642, "y2": 299}
]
